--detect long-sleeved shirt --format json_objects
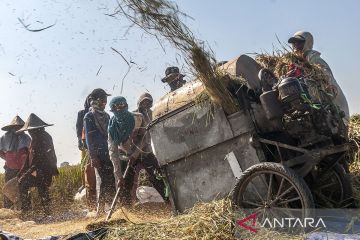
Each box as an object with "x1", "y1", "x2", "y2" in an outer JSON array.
[
  {"x1": 84, "y1": 110, "x2": 110, "y2": 160},
  {"x1": 134, "y1": 108, "x2": 152, "y2": 154},
  {"x1": 76, "y1": 96, "x2": 91, "y2": 140},
  {"x1": 76, "y1": 110, "x2": 86, "y2": 140},
  {"x1": 305, "y1": 50, "x2": 350, "y2": 124},
  {"x1": 18, "y1": 130, "x2": 58, "y2": 179},
  {"x1": 0, "y1": 131, "x2": 31, "y2": 170},
  {"x1": 108, "y1": 112, "x2": 148, "y2": 175}
]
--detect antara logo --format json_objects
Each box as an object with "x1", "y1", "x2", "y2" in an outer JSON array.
[
  {"x1": 236, "y1": 213, "x2": 326, "y2": 233},
  {"x1": 236, "y1": 213, "x2": 258, "y2": 233}
]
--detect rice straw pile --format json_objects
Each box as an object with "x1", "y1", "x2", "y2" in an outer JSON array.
[
  {"x1": 256, "y1": 52, "x2": 327, "y2": 82},
  {"x1": 115, "y1": 0, "x2": 238, "y2": 114},
  {"x1": 106, "y1": 199, "x2": 235, "y2": 240},
  {"x1": 255, "y1": 51, "x2": 331, "y2": 92},
  {"x1": 104, "y1": 199, "x2": 305, "y2": 240}
]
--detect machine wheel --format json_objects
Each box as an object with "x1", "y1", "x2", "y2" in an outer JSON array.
[
  {"x1": 312, "y1": 163, "x2": 353, "y2": 207},
  {"x1": 231, "y1": 162, "x2": 314, "y2": 219}
]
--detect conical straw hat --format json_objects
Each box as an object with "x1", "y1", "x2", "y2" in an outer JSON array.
[
  {"x1": 1, "y1": 115, "x2": 25, "y2": 131},
  {"x1": 17, "y1": 113, "x2": 53, "y2": 132}
]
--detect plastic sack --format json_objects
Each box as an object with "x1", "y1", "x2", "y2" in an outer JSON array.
[{"x1": 136, "y1": 186, "x2": 164, "y2": 204}]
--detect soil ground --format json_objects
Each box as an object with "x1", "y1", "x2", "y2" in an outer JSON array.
[{"x1": 0, "y1": 202, "x2": 172, "y2": 239}]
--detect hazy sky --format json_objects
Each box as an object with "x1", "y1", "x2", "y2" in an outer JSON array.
[{"x1": 1, "y1": 0, "x2": 359, "y2": 170}]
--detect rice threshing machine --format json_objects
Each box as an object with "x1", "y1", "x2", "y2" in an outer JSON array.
[{"x1": 149, "y1": 55, "x2": 353, "y2": 217}]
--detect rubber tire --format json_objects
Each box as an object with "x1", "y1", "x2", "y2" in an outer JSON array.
[
  {"x1": 231, "y1": 162, "x2": 315, "y2": 213},
  {"x1": 312, "y1": 163, "x2": 353, "y2": 207}
]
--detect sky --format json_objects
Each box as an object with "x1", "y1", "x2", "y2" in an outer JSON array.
[{"x1": 0, "y1": 0, "x2": 359, "y2": 170}]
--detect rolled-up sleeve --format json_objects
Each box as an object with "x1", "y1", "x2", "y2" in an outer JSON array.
[{"x1": 108, "y1": 135, "x2": 122, "y2": 179}]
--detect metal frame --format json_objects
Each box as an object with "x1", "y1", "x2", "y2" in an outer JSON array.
[{"x1": 258, "y1": 137, "x2": 349, "y2": 176}]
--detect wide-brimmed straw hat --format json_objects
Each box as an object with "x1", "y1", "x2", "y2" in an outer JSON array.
[
  {"x1": 1, "y1": 116, "x2": 25, "y2": 131},
  {"x1": 17, "y1": 113, "x2": 53, "y2": 132}
]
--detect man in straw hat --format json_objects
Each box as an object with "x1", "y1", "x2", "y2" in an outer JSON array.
[
  {"x1": 161, "y1": 66, "x2": 186, "y2": 92},
  {"x1": 0, "y1": 116, "x2": 31, "y2": 208},
  {"x1": 288, "y1": 31, "x2": 349, "y2": 125},
  {"x1": 84, "y1": 88, "x2": 116, "y2": 215},
  {"x1": 17, "y1": 113, "x2": 59, "y2": 215}
]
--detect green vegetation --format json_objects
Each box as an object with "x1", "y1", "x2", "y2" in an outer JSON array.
[{"x1": 0, "y1": 164, "x2": 82, "y2": 209}]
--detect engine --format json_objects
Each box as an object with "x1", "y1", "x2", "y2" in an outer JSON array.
[{"x1": 258, "y1": 70, "x2": 346, "y2": 147}]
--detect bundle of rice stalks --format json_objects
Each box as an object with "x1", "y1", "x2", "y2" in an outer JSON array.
[
  {"x1": 256, "y1": 52, "x2": 330, "y2": 91},
  {"x1": 115, "y1": 0, "x2": 238, "y2": 114},
  {"x1": 106, "y1": 199, "x2": 235, "y2": 240}
]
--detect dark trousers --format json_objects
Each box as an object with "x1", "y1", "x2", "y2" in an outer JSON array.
[
  {"x1": 95, "y1": 157, "x2": 116, "y2": 209},
  {"x1": 19, "y1": 174, "x2": 52, "y2": 214},
  {"x1": 122, "y1": 153, "x2": 166, "y2": 203},
  {"x1": 3, "y1": 167, "x2": 19, "y2": 209}
]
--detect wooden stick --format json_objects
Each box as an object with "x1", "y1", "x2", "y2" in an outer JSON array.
[{"x1": 106, "y1": 163, "x2": 130, "y2": 221}]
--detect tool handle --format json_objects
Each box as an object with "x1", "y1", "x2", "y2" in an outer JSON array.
[{"x1": 105, "y1": 164, "x2": 130, "y2": 221}]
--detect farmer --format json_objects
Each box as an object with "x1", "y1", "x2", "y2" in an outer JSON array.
[
  {"x1": 84, "y1": 88, "x2": 116, "y2": 215},
  {"x1": 17, "y1": 114, "x2": 59, "y2": 215},
  {"x1": 135, "y1": 92, "x2": 153, "y2": 126},
  {"x1": 123, "y1": 93, "x2": 155, "y2": 200},
  {"x1": 108, "y1": 96, "x2": 166, "y2": 205},
  {"x1": 161, "y1": 66, "x2": 186, "y2": 91},
  {"x1": 0, "y1": 116, "x2": 31, "y2": 208},
  {"x1": 288, "y1": 31, "x2": 350, "y2": 125},
  {"x1": 76, "y1": 94, "x2": 96, "y2": 209}
]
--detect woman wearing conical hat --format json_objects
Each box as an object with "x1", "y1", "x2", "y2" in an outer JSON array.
[
  {"x1": 0, "y1": 116, "x2": 31, "y2": 209},
  {"x1": 17, "y1": 113, "x2": 59, "y2": 215}
]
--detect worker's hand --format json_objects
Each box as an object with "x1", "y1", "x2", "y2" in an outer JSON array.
[
  {"x1": 31, "y1": 170, "x2": 37, "y2": 177},
  {"x1": 128, "y1": 156, "x2": 137, "y2": 166},
  {"x1": 91, "y1": 157, "x2": 101, "y2": 168}
]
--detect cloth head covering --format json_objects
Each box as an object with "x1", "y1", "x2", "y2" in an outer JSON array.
[
  {"x1": 288, "y1": 31, "x2": 314, "y2": 52},
  {"x1": 89, "y1": 99, "x2": 110, "y2": 137},
  {"x1": 1, "y1": 116, "x2": 25, "y2": 131},
  {"x1": 17, "y1": 113, "x2": 53, "y2": 132},
  {"x1": 137, "y1": 92, "x2": 153, "y2": 107},
  {"x1": 108, "y1": 96, "x2": 135, "y2": 145}
]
